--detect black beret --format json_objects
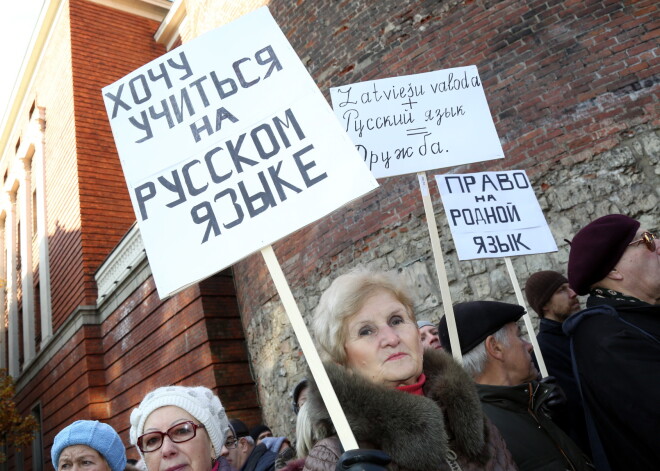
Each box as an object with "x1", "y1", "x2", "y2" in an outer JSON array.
[
  {"x1": 229, "y1": 418, "x2": 250, "y2": 438},
  {"x1": 567, "y1": 214, "x2": 640, "y2": 295},
  {"x1": 438, "y1": 301, "x2": 525, "y2": 355}
]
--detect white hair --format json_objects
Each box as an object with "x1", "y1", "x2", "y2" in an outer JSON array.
[
  {"x1": 312, "y1": 266, "x2": 415, "y2": 365},
  {"x1": 461, "y1": 325, "x2": 510, "y2": 378}
]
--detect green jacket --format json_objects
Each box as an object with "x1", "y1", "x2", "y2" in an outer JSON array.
[{"x1": 477, "y1": 382, "x2": 593, "y2": 471}]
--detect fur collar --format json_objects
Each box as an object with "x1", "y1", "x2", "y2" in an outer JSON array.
[{"x1": 307, "y1": 350, "x2": 488, "y2": 471}]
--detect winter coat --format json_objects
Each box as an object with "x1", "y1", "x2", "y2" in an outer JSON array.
[
  {"x1": 477, "y1": 382, "x2": 593, "y2": 471},
  {"x1": 242, "y1": 443, "x2": 277, "y2": 471},
  {"x1": 563, "y1": 296, "x2": 660, "y2": 471},
  {"x1": 536, "y1": 318, "x2": 590, "y2": 455},
  {"x1": 303, "y1": 349, "x2": 517, "y2": 471}
]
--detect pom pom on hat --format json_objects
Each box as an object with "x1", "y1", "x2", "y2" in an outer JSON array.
[
  {"x1": 524, "y1": 271, "x2": 568, "y2": 316},
  {"x1": 438, "y1": 301, "x2": 525, "y2": 355},
  {"x1": 129, "y1": 386, "x2": 228, "y2": 461},
  {"x1": 51, "y1": 420, "x2": 126, "y2": 471},
  {"x1": 567, "y1": 214, "x2": 640, "y2": 295}
]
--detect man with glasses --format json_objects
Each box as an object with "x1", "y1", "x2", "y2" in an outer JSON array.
[
  {"x1": 221, "y1": 419, "x2": 276, "y2": 471},
  {"x1": 564, "y1": 214, "x2": 660, "y2": 470}
]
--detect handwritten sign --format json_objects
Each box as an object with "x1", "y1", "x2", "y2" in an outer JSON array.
[
  {"x1": 329, "y1": 66, "x2": 503, "y2": 179},
  {"x1": 435, "y1": 170, "x2": 557, "y2": 260},
  {"x1": 101, "y1": 7, "x2": 378, "y2": 298}
]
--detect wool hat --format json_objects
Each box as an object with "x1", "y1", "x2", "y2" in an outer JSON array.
[
  {"x1": 524, "y1": 271, "x2": 569, "y2": 316},
  {"x1": 51, "y1": 420, "x2": 126, "y2": 471},
  {"x1": 416, "y1": 320, "x2": 435, "y2": 329},
  {"x1": 567, "y1": 214, "x2": 640, "y2": 295},
  {"x1": 229, "y1": 418, "x2": 250, "y2": 438},
  {"x1": 249, "y1": 424, "x2": 271, "y2": 442},
  {"x1": 129, "y1": 385, "x2": 228, "y2": 460},
  {"x1": 292, "y1": 378, "x2": 309, "y2": 414},
  {"x1": 438, "y1": 301, "x2": 525, "y2": 355}
]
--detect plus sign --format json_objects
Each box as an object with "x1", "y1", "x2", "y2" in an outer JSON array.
[{"x1": 401, "y1": 98, "x2": 417, "y2": 110}]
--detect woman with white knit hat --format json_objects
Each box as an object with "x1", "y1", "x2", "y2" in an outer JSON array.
[{"x1": 130, "y1": 385, "x2": 229, "y2": 471}]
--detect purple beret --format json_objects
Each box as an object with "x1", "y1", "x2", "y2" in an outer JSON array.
[
  {"x1": 438, "y1": 301, "x2": 524, "y2": 355},
  {"x1": 567, "y1": 214, "x2": 640, "y2": 295}
]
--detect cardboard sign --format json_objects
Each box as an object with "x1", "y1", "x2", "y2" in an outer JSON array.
[
  {"x1": 102, "y1": 7, "x2": 378, "y2": 297},
  {"x1": 329, "y1": 66, "x2": 503, "y2": 179},
  {"x1": 435, "y1": 170, "x2": 557, "y2": 260}
]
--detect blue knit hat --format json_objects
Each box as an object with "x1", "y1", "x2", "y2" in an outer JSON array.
[{"x1": 51, "y1": 420, "x2": 126, "y2": 471}]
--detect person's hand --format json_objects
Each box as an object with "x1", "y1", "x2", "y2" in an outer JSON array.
[
  {"x1": 335, "y1": 449, "x2": 391, "y2": 471},
  {"x1": 538, "y1": 375, "x2": 567, "y2": 417}
]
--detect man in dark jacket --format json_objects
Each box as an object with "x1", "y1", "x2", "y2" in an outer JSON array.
[
  {"x1": 524, "y1": 271, "x2": 589, "y2": 455},
  {"x1": 564, "y1": 214, "x2": 660, "y2": 471},
  {"x1": 221, "y1": 419, "x2": 276, "y2": 471},
  {"x1": 439, "y1": 301, "x2": 592, "y2": 471}
]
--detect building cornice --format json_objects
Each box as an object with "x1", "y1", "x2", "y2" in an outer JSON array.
[
  {"x1": 87, "y1": 0, "x2": 172, "y2": 22},
  {"x1": 154, "y1": 0, "x2": 186, "y2": 50},
  {"x1": 0, "y1": 0, "x2": 173, "y2": 166}
]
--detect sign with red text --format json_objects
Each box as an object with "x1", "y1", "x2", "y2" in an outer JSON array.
[
  {"x1": 435, "y1": 170, "x2": 557, "y2": 260},
  {"x1": 329, "y1": 66, "x2": 504, "y2": 179},
  {"x1": 102, "y1": 7, "x2": 378, "y2": 297}
]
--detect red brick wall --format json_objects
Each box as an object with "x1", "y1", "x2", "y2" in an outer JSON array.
[
  {"x1": 13, "y1": 269, "x2": 257, "y2": 466},
  {"x1": 232, "y1": 0, "x2": 658, "y2": 329},
  {"x1": 69, "y1": 0, "x2": 166, "y2": 305}
]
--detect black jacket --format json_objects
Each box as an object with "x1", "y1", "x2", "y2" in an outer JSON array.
[
  {"x1": 536, "y1": 318, "x2": 590, "y2": 455},
  {"x1": 563, "y1": 296, "x2": 660, "y2": 471},
  {"x1": 477, "y1": 382, "x2": 592, "y2": 471}
]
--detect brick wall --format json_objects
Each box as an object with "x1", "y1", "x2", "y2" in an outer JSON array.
[
  {"x1": 13, "y1": 269, "x2": 256, "y2": 466},
  {"x1": 70, "y1": 0, "x2": 167, "y2": 305},
  {"x1": 231, "y1": 0, "x2": 659, "y2": 436}
]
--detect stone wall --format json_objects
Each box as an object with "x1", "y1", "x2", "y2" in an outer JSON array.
[{"x1": 229, "y1": 0, "x2": 659, "y2": 437}]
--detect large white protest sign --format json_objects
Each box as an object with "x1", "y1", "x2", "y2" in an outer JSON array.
[
  {"x1": 102, "y1": 7, "x2": 378, "y2": 298},
  {"x1": 329, "y1": 66, "x2": 504, "y2": 179},
  {"x1": 435, "y1": 170, "x2": 557, "y2": 260}
]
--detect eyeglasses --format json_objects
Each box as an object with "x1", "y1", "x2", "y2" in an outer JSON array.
[
  {"x1": 137, "y1": 421, "x2": 205, "y2": 452},
  {"x1": 224, "y1": 436, "x2": 239, "y2": 449},
  {"x1": 628, "y1": 231, "x2": 657, "y2": 252}
]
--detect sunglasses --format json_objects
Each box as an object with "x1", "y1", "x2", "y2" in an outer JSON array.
[{"x1": 627, "y1": 232, "x2": 657, "y2": 252}]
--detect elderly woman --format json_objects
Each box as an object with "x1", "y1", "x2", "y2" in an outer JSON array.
[
  {"x1": 306, "y1": 266, "x2": 516, "y2": 471},
  {"x1": 51, "y1": 420, "x2": 126, "y2": 471},
  {"x1": 129, "y1": 385, "x2": 229, "y2": 471}
]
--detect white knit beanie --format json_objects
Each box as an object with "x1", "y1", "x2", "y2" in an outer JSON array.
[{"x1": 129, "y1": 386, "x2": 228, "y2": 460}]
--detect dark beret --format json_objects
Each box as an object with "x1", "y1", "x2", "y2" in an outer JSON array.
[
  {"x1": 524, "y1": 271, "x2": 568, "y2": 316},
  {"x1": 438, "y1": 301, "x2": 525, "y2": 355},
  {"x1": 229, "y1": 418, "x2": 250, "y2": 438},
  {"x1": 567, "y1": 214, "x2": 640, "y2": 295},
  {"x1": 249, "y1": 424, "x2": 271, "y2": 442}
]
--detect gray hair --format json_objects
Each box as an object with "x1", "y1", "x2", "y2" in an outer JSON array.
[
  {"x1": 312, "y1": 265, "x2": 416, "y2": 365},
  {"x1": 462, "y1": 325, "x2": 510, "y2": 378}
]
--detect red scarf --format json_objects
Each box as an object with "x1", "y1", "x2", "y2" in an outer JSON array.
[{"x1": 396, "y1": 373, "x2": 426, "y2": 396}]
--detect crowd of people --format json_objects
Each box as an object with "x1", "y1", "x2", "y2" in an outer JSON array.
[{"x1": 50, "y1": 214, "x2": 658, "y2": 471}]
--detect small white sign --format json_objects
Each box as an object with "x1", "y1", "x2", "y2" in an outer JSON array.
[
  {"x1": 102, "y1": 7, "x2": 378, "y2": 298},
  {"x1": 330, "y1": 66, "x2": 504, "y2": 179},
  {"x1": 435, "y1": 170, "x2": 557, "y2": 260}
]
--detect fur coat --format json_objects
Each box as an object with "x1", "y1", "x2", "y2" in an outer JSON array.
[{"x1": 303, "y1": 349, "x2": 517, "y2": 471}]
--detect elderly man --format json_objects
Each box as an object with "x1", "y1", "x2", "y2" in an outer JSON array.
[
  {"x1": 439, "y1": 301, "x2": 592, "y2": 471},
  {"x1": 417, "y1": 320, "x2": 442, "y2": 350},
  {"x1": 564, "y1": 214, "x2": 660, "y2": 470},
  {"x1": 524, "y1": 271, "x2": 588, "y2": 454},
  {"x1": 221, "y1": 419, "x2": 277, "y2": 471}
]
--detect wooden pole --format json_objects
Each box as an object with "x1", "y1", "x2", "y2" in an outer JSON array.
[{"x1": 261, "y1": 245, "x2": 359, "y2": 450}]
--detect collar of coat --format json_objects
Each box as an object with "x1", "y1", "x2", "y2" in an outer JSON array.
[{"x1": 306, "y1": 349, "x2": 489, "y2": 470}]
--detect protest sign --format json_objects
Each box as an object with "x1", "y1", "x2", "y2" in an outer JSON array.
[
  {"x1": 101, "y1": 7, "x2": 378, "y2": 298},
  {"x1": 329, "y1": 66, "x2": 503, "y2": 179},
  {"x1": 435, "y1": 170, "x2": 557, "y2": 260}
]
